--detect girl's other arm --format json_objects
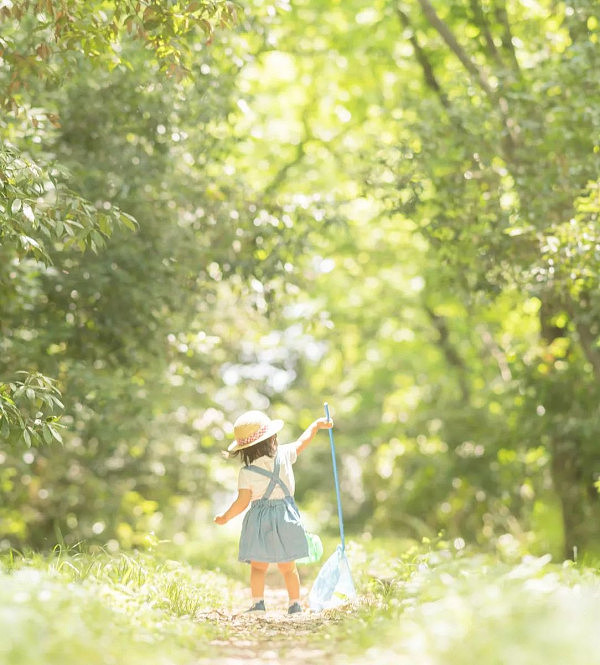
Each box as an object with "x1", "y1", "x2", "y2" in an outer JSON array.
[
  {"x1": 214, "y1": 489, "x2": 252, "y2": 524},
  {"x1": 294, "y1": 417, "x2": 333, "y2": 455}
]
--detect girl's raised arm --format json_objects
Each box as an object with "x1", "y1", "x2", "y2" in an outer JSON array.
[{"x1": 293, "y1": 417, "x2": 333, "y2": 455}]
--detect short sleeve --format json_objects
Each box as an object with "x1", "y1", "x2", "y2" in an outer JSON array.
[
  {"x1": 238, "y1": 467, "x2": 252, "y2": 490},
  {"x1": 278, "y1": 443, "x2": 297, "y2": 465}
]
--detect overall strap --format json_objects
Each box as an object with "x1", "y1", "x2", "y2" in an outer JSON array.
[{"x1": 246, "y1": 455, "x2": 291, "y2": 499}]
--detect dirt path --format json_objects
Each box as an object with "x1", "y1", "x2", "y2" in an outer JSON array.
[{"x1": 195, "y1": 582, "x2": 354, "y2": 665}]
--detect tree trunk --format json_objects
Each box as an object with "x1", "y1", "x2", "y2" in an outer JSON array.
[
  {"x1": 539, "y1": 297, "x2": 600, "y2": 558},
  {"x1": 550, "y1": 437, "x2": 600, "y2": 560},
  {"x1": 550, "y1": 438, "x2": 585, "y2": 560}
]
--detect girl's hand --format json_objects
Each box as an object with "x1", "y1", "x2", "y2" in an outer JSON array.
[
  {"x1": 315, "y1": 416, "x2": 333, "y2": 430},
  {"x1": 214, "y1": 514, "x2": 228, "y2": 525}
]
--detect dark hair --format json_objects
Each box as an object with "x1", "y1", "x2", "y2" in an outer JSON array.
[{"x1": 231, "y1": 434, "x2": 278, "y2": 466}]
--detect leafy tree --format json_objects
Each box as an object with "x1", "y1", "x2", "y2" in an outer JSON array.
[
  {"x1": 225, "y1": 0, "x2": 600, "y2": 557},
  {"x1": 1, "y1": 0, "x2": 326, "y2": 547},
  {"x1": 3, "y1": 0, "x2": 600, "y2": 560},
  {"x1": 0, "y1": 0, "x2": 243, "y2": 543}
]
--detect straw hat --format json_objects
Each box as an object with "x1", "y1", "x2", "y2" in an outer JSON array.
[{"x1": 227, "y1": 410, "x2": 284, "y2": 453}]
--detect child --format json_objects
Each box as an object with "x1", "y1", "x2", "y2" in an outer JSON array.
[{"x1": 214, "y1": 409, "x2": 332, "y2": 615}]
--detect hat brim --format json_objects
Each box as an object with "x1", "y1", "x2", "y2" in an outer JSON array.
[{"x1": 227, "y1": 419, "x2": 284, "y2": 453}]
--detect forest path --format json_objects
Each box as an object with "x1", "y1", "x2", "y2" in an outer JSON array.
[{"x1": 195, "y1": 578, "x2": 355, "y2": 665}]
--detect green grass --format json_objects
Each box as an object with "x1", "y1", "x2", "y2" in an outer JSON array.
[
  {"x1": 3, "y1": 539, "x2": 600, "y2": 665},
  {"x1": 329, "y1": 544, "x2": 600, "y2": 665},
  {"x1": 0, "y1": 546, "x2": 238, "y2": 665}
]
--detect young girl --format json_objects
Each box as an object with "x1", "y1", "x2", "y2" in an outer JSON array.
[{"x1": 214, "y1": 409, "x2": 332, "y2": 615}]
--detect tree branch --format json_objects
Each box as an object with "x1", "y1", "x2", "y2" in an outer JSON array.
[
  {"x1": 264, "y1": 141, "x2": 306, "y2": 197},
  {"x1": 424, "y1": 304, "x2": 470, "y2": 402},
  {"x1": 263, "y1": 116, "x2": 363, "y2": 196},
  {"x1": 416, "y1": 0, "x2": 518, "y2": 155},
  {"x1": 395, "y1": 5, "x2": 451, "y2": 109},
  {"x1": 469, "y1": 0, "x2": 504, "y2": 67},
  {"x1": 493, "y1": 0, "x2": 521, "y2": 73},
  {"x1": 416, "y1": 0, "x2": 495, "y2": 100}
]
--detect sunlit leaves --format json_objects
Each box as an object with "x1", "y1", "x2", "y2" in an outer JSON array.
[
  {"x1": 0, "y1": 145, "x2": 136, "y2": 262},
  {"x1": 534, "y1": 180, "x2": 600, "y2": 298},
  {"x1": 0, "y1": 0, "x2": 241, "y2": 107},
  {"x1": 226, "y1": 0, "x2": 600, "y2": 557},
  {"x1": 0, "y1": 0, "x2": 299, "y2": 549},
  {"x1": 0, "y1": 372, "x2": 64, "y2": 447},
  {"x1": 2, "y1": 0, "x2": 600, "y2": 558}
]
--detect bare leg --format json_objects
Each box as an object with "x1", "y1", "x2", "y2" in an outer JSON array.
[
  {"x1": 277, "y1": 561, "x2": 300, "y2": 602},
  {"x1": 250, "y1": 561, "x2": 269, "y2": 599}
]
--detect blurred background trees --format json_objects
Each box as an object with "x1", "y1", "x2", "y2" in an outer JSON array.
[{"x1": 1, "y1": 0, "x2": 599, "y2": 560}]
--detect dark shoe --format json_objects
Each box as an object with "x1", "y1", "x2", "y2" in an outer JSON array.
[
  {"x1": 244, "y1": 600, "x2": 266, "y2": 615},
  {"x1": 287, "y1": 602, "x2": 302, "y2": 615}
]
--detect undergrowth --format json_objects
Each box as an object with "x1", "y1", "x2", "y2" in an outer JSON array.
[
  {"x1": 328, "y1": 544, "x2": 600, "y2": 665},
  {"x1": 0, "y1": 545, "x2": 238, "y2": 665},
  {"x1": 3, "y1": 538, "x2": 600, "y2": 665}
]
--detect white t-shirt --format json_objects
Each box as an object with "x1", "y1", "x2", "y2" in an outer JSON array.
[{"x1": 238, "y1": 443, "x2": 298, "y2": 501}]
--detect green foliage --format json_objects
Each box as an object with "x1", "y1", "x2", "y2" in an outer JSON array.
[
  {"x1": 333, "y1": 543, "x2": 600, "y2": 665},
  {"x1": 236, "y1": 0, "x2": 600, "y2": 558},
  {"x1": 0, "y1": 144, "x2": 135, "y2": 262},
  {"x1": 4, "y1": 543, "x2": 600, "y2": 665},
  {"x1": 0, "y1": 0, "x2": 314, "y2": 547},
  {"x1": 0, "y1": 547, "x2": 233, "y2": 665},
  {"x1": 0, "y1": 372, "x2": 63, "y2": 447},
  {"x1": 2, "y1": 0, "x2": 600, "y2": 561},
  {"x1": 0, "y1": 0, "x2": 240, "y2": 107}
]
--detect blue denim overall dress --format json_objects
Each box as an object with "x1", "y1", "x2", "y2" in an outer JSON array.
[{"x1": 238, "y1": 453, "x2": 309, "y2": 563}]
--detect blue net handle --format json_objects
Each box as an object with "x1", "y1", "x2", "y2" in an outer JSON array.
[{"x1": 324, "y1": 402, "x2": 345, "y2": 552}]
